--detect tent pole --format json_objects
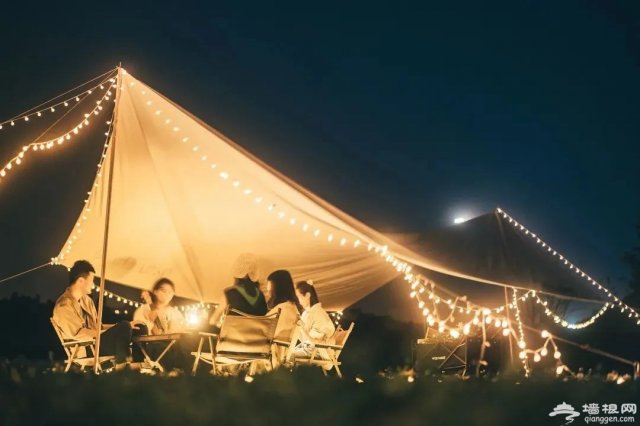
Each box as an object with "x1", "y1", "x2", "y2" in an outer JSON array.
[
  {"x1": 504, "y1": 287, "x2": 514, "y2": 368},
  {"x1": 93, "y1": 64, "x2": 122, "y2": 373}
]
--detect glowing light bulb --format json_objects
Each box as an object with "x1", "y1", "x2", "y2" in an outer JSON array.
[
  {"x1": 186, "y1": 311, "x2": 200, "y2": 326},
  {"x1": 533, "y1": 353, "x2": 541, "y2": 362},
  {"x1": 541, "y1": 330, "x2": 549, "y2": 338},
  {"x1": 553, "y1": 351, "x2": 561, "y2": 359}
]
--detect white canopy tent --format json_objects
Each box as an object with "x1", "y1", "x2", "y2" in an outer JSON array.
[
  {"x1": 55, "y1": 68, "x2": 448, "y2": 310},
  {"x1": 54, "y1": 68, "x2": 618, "y2": 311}
]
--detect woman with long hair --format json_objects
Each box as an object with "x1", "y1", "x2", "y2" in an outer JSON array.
[{"x1": 266, "y1": 269, "x2": 302, "y2": 342}]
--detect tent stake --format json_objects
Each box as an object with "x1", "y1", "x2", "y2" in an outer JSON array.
[{"x1": 93, "y1": 64, "x2": 122, "y2": 374}]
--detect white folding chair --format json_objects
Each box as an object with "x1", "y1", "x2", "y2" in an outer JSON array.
[
  {"x1": 50, "y1": 318, "x2": 115, "y2": 373},
  {"x1": 292, "y1": 322, "x2": 354, "y2": 378},
  {"x1": 191, "y1": 308, "x2": 279, "y2": 375}
]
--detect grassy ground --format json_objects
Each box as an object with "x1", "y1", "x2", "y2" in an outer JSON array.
[{"x1": 1, "y1": 360, "x2": 638, "y2": 426}]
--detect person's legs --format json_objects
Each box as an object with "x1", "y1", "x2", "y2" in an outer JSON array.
[
  {"x1": 99, "y1": 321, "x2": 132, "y2": 363},
  {"x1": 131, "y1": 324, "x2": 149, "y2": 362},
  {"x1": 174, "y1": 333, "x2": 199, "y2": 372}
]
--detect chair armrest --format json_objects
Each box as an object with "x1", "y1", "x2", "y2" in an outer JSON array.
[
  {"x1": 63, "y1": 339, "x2": 94, "y2": 347},
  {"x1": 273, "y1": 339, "x2": 292, "y2": 347},
  {"x1": 313, "y1": 343, "x2": 343, "y2": 350},
  {"x1": 198, "y1": 332, "x2": 218, "y2": 338}
]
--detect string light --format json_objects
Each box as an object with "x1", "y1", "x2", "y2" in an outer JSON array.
[
  {"x1": 0, "y1": 80, "x2": 117, "y2": 184},
  {"x1": 328, "y1": 311, "x2": 344, "y2": 328},
  {"x1": 535, "y1": 294, "x2": 609, "y2": 329},
  {"x1": 0, "y1": 76, "x2": 115, "y2": 130},
  {"x1": 53, "y1": 88, "x2": 116, "y2": 263},
  {"x1": 512, "y1": 289, "x2": 530, "y2": 376},
  {"x1": 497, "y1": 207, "x2": 640, "y2": 326}
]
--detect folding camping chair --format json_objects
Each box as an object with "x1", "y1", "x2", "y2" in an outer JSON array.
[
  {"x1": 272, "y1": 328, "x2": 299, "y2": 369},
  {"x1": 191, "y1": 308, "x2": 280, "y2": 375},
  {"x1": 292, "y1": 322, "x2": 354, "y2": 378},
  {"x1": 132, "y1": 333, "x2": 183, "y2": 373},
  {"x1": 50, "y1": 318, "x2": 115, "y2": 373}
]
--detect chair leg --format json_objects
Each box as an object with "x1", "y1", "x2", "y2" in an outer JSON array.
[
  {"x1": 334, "y1": 364, "x2": 343, "y2": 379},
  {"x1": 208, "y1": 336, "x2": 216, "y2": 374},
  {"x1": 329, "y1": 352, "x2": 342, "y2": 378},
  {"x1": 66, "y1": 345, "x2": 80, "y2": 373},
  {"x1": 192, "y1": 337, "x2": 204, "y2": 375}
]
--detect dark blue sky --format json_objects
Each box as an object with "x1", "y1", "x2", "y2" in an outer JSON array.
[{"x1": 0, "y1": 1, "x2": 639, "y2": 300}]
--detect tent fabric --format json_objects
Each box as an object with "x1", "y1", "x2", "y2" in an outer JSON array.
[
  {"x1": 55, "y1": 69, "x2": 606, "y2": 311},
  {"x1": 386, "y1": 210, "x2": 606, "y2": 307},
  {"x1": 57, "y1": 70, "x2": 426, "y2": 309}
]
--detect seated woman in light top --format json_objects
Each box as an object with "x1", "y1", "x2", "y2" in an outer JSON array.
[
  {"x1": 134, "y1": 278, "x2": 185, "y2": 335},
  {"x1": 266, "y1": 270, "x2": 302, "y2": 342},
  {"x1": 295, "y1": 280, "x2": 335, "y2": 344}
]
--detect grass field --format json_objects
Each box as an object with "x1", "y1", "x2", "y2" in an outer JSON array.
[{"x1": 1, "y1": 359, "x2": 638, "y2": 426}]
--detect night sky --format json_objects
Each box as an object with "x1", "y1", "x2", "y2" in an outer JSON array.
[{"x1": 1, "y1": 1, "x2": 639, "y2": 304}]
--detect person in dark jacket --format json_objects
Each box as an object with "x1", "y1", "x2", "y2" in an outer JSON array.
[{"x1": 209, "y1": 253, "x2": 267, "y2": 326}]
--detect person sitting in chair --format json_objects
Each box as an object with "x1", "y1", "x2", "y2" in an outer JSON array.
[
  {"x1": 266, "y1": 270, "x2": 302, "y2": 341},
  {"x1": 133, "y1": 278, "x2": 185, "y2": 335},
  {"x1": 133, "y1": 278, "x2": 190, "y2": 371},
  {"x1": 293, "y1": 280, "x2": 336, "y2": 366},
  {"x1": 295, "y1": 280, "x2": 335, "y2": 344},
  {"x1": 53, "y1": 260, "x2": 141, "y2": 366},
  {"x1": 209, "y1": 253, "x2": 267, "y2": 327}
]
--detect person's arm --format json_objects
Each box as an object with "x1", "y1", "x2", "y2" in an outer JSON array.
[
  {"x1": 133, "y1": 306, "x2": 153, "y2": 332},
  {"x1": 307, "y1": 308, "x2": 336, "y2": 341},
  {"x1": 54, "y1": 301, "x2": 97, "y2": 340}
]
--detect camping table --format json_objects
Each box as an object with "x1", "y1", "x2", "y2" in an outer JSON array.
[{"x1": 133, "y1": 333, "x2": 184, "y2": 372}]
